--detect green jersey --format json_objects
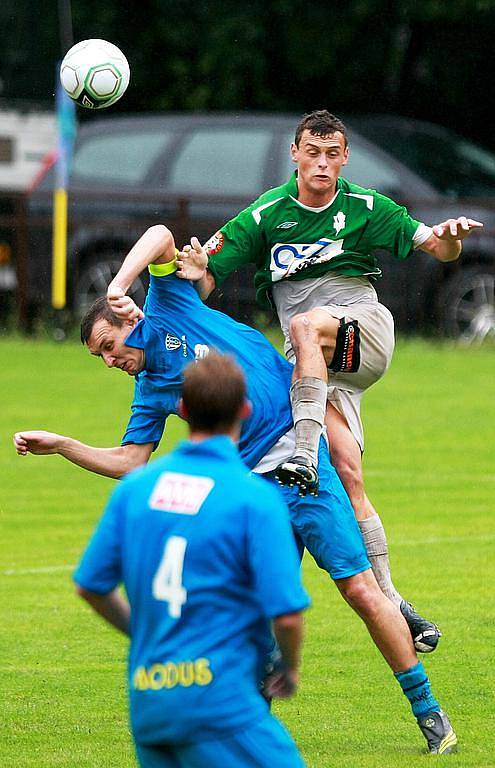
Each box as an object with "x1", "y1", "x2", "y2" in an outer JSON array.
[{"x1": 206, "y1": 173, "x2": 424, "y2": 309}]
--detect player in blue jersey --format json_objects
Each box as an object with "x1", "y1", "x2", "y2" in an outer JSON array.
[
  {"x1": 14, "y1": 225, "x2": 456, "y2": 754},
  {"x1": 75, "y1": 351, "x2": 309, "y2": 768}
]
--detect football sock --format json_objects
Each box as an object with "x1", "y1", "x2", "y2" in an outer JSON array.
[
  {"x1": 395, "y1": 662, "x2": 440, "y2": 718},
  {"x1": 290, "y1": 377, "x2": 327, "y2": 467},
  {"x1": 358, "y1": 515, "x2": 403, "y2": 606}
]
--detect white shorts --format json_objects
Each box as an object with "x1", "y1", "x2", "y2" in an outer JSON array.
[{"x1": 273, "y1": 275, "x2": 395, "y2": 451}]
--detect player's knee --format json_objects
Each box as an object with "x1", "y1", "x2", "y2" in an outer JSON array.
[
  {"x1": 289, "y1": 312, "x2": 320, "y2": 351},
  {"x1": 338, "y1": 571, "x2": 382, "y2": 616}
]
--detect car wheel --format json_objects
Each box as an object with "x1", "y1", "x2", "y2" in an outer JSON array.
[
  {"x1": 437, "y1": 266, "x2": 495, "y2": 343},
  {"x1": 74, "y1": 255, "x2": 148, "y2": 317}
]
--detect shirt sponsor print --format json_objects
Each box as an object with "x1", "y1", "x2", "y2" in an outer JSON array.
[
  {"x1": 270, "y1": 237, "x2": 344, "y2": 282},
  {"x1": 149, "y1": 472, "x2": 215, "y2": 515}
]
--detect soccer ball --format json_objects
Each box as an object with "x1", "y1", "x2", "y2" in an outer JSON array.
[{"x1": 60, "y1": 39, "x2": 130, "y2": 109}]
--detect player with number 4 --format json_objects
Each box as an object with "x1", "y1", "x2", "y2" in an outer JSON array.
[{"x1": 74, "y1": 352, "x2": 309, "y2": 768}]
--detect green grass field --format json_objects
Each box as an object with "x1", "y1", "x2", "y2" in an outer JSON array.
[{"x1": 1, "y1": 335, "x2": 493, "y2": 767}]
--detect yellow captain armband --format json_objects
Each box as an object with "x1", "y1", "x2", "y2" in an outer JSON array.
[{"x1": 148, "y1": 250, "x2": 179, "y2": 277}]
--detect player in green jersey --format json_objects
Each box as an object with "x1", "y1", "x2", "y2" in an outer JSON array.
[{"x1": 175, "y1": 110, "x2": 482, "y2": 657}]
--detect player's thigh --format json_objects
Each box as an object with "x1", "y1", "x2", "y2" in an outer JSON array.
[
  {"x1": 325, "y1": 302, "x2": 395, "y2": 390},
  {"x1": 276, "y1": 440, "x2": 370, "y2": 580},
  {"x1": 135, "y1": 743, "x2": 181, "y2": 768},
  {"x1": 179, "y1": 716, "x2": 305, "y2": 768}
]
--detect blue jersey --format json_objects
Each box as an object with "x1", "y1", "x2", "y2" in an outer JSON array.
[
  {"x1": 74, "y1": 436, "x2": 309, "y2": 745},
  {"x1": 122, "y1": 267, "x2": 293, "y2": 469}
]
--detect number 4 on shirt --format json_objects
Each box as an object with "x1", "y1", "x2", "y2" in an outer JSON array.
[{"x1": 152, "y1": 536, "x2": 188, "y2": 618}]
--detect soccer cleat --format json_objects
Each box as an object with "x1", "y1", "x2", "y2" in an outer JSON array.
[
  {"x1": 417, "y1": 710, "x2": 458, "y2": 754},
  {"x1": 400, "y1": 600, "x2": 442, "y2": 653},
  {"x1": 275, "y1": 456, "x2": 319, "y2": 496}
]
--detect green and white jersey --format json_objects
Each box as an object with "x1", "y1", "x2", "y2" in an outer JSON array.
[{"x1": 206, "y1": 173, "x2": 428, "y2": 309}]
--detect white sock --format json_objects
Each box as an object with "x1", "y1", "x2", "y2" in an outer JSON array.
[
  {"x1": 290, "y1": 377, "x2": 327, "y2": 467},
  {"x1": 358, "y1": 515, "x2": 403, "y2": 606}
]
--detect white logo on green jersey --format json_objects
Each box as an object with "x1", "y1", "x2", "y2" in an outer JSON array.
[
  {"x1": 276, "y1": 221, "x2": 298, "y2": 229},
  {"x1": 333, "y1": 211, "x2": 346, "y2": 235},
  {"x1": 270, "y1": 238, "x2": 344, "y2": 282}
]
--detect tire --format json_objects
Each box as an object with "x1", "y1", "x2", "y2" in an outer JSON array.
[
  {"x1": 437, "y1": 266, "x2": 495, "y2": 342},
  {"x1": 74, "y1": 254, "x2": 148, "y2": 318}
]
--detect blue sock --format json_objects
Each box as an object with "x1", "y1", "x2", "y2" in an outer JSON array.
[{"x1": 395, "y1": 662, "x2": 440, "y2": 718}]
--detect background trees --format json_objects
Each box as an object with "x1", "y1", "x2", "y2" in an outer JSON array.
[{"x1": 1, "y1": 0, "x2": 494, "y2": 148}]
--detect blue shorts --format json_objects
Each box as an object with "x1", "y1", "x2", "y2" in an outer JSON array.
[
  {"x1": 265, "y1": 438, "x2": 370, "y2": 580},
  {"x1": 135, "y1": 715, "x2": 305, "y2": 768}
]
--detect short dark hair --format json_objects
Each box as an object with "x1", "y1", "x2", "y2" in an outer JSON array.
[
  {"x1": 294, "y1": 110, "x2": 348, "y2": 148},
  {"x1": 182, "y1": 352, "x2": 247, "y2": 434},
  {"x1": 80, "y1": 297, "x2": 124, "y2": 344}
]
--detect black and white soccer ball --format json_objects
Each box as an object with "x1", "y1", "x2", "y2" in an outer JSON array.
[{"x1": 60, "y1": 39, "x2": 130, "y2": 110}]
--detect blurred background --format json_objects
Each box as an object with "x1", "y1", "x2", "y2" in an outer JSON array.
[{"x1": 1, "y1": 0, "x2": 494, "y2": 341}]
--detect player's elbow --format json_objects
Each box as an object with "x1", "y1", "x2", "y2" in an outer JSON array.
[{"x1": 147, "y1": 225, "x2": 175, "y2": 256}]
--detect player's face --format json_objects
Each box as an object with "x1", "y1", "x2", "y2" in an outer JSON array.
[
  {"x1": 291, "y1": 130, "x2": 349, "y2": 205},
  {"x1": 87, "y1": 318, "x2": 145, "y2": 376}
]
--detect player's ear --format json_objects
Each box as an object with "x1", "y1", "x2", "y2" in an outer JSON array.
[
  {"x1": 290, "y1": 142, "x2": 298, "y2": 164},
  {"x1": 342, "y1": 144, "x2": 349, "y2": 166},
  {"x1": 240, "y1": 399, "x2": 252, "y2": 422},
  {"x1": 177, "y1": 398, "x2": 188, "y2": 421}
]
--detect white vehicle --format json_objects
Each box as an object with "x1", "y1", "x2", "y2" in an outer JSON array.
[
  {"x1": 0, "y1": 106, "x2": 57, "y2": 192},
  {"x1": 0, "y1": 105, "x2": 57, "y2": 296}
]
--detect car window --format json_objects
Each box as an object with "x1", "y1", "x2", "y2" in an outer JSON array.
[
  {"x1": 71, "y1": 130, "x2": 174, "y2": 185},
  {"x1": 168, "y1": 129, "x2": 272, "y2": 196},
  {"x1": 279, "y1": 132, "x2": 401, "y2": 194}
]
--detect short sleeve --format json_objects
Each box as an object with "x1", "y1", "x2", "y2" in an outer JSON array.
[
  {"x1": 144, "y1": 270, "x2": 203, "y2": 322},
  {"x1": 246, "y1": 479, "x2": 310, "y2": 618},
  {"x1": 206, "y1": 202, "x2": 264, "y2": 287},
  {"x1": 121, "y1": 402, "x2": 167, "y2": 449},
  {"x1": 74, "y1": 486, "x2": 125, "y2": 594},
  {"x1": 365, "y1": 191, "x2": 423, "y2": 261}
]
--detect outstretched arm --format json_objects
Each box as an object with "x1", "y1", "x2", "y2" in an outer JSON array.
[
  {"x1": 420, "y1": 216, "x2": 483, "y2": 262},
  {"x1": 13, "y1": 430, "x2": 153, "y2": 479}
]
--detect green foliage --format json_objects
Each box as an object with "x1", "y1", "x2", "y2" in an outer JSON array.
[
  {"x1": 1, "y1": 1, "x2": 495, "y2": 147},
  {"x1": 0, "y1": 336, "x2": 494, "y2": 766}
]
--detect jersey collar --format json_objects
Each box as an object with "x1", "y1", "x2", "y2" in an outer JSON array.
[
  {"x1": 124, "y1": 318, "x2": 163, "y2": 373},
  {"x1": 287, "y1": 171, "x2": 343, "y2": 211},
  {"x1": 124, "y1": 318, "x2": 146, "y2": 350},
  {"x1": 177, "y1": 435, "x2": 241, "y2": 460}
]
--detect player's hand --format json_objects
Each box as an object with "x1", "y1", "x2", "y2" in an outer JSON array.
[
  {"x1": 263, "y1": 668, "x2": 299, "y2": 699},
  {"x1": 432, "y1": 217, "x2": 483, "y2": 241},
  {"x1": 107, "y1": 284, "x2": 144, "y2": 322},
  {"x1": 13, "y1": 430, "x2": 62, "y2": 456},
  {"x1": 176, "y1": 237, "x2": 208, "y2": 281}
]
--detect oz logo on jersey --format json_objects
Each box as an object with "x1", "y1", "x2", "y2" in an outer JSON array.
[{"x1": 270, "y1": 238, "x2": 344, "y2": 282}]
